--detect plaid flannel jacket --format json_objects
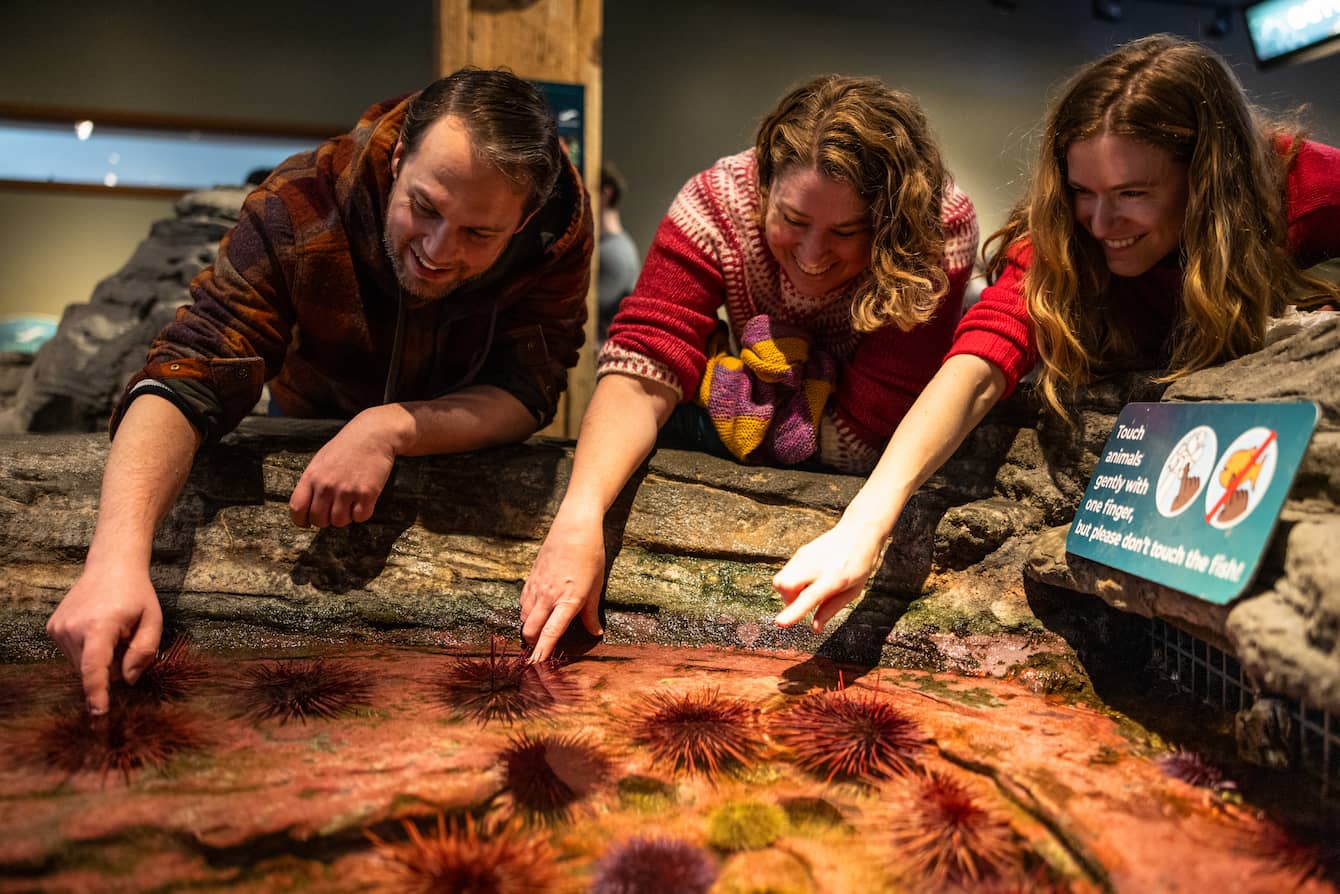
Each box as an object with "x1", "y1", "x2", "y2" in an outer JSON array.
[{"x1": 112, "y1": 93, "x2": 593, "y2": 441}]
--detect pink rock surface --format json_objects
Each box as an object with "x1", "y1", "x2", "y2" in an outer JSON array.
[{"x1": 0, "y1": 643, "x2": 1332, "y2": 893}]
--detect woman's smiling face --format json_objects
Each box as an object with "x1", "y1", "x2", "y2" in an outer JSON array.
[
  {"x1": 1066, "y1": 133, "x2": 1190, "y2": 278},
  {"x1": 763, "y1": 166, "x2": 873, "y2": 296}
]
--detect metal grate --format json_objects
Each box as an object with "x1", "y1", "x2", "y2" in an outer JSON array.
[{"x1": 1148, "y1": 617, "x2": 1337, "y2": 800}]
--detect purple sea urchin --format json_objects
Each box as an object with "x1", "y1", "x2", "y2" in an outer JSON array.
[
  {"x1": 1155, "y1": 749, "x2": 1236, "y2": 793},
  {"x1": 237, "y1": 658, "x2": 374, "y2": 724},
  {"x1": 885, "y1": 769, "x2": 1020, "y2": 889},
  {"x1": 433, "y1": 639, "x2": 575, "y2": 725},
  {"x1": 498, "y1": 732, "x2": 611, "y2": 821},
  {"x1": 627, "y1": 688, "x2": 762, "y2": 777},
  {"x1": 592, "y1": 836, "x2": 718, "y2": 894},
  {"x1": 368, "y1": 814, "x2": 561, "y2": 894},
  {"x1": 14, "y1": 702, "x2": 204, "y2": 782},
  {"x1": 771, "y1": 684, "x2": 924, "y2": 782}
]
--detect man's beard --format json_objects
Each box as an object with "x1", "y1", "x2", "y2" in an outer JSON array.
[{"x1": 383, "y1": 232, "x2": 483, "y2": 307}]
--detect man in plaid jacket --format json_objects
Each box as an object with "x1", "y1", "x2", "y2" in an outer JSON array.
[{"x1": 47, "y1": 68, "x2": 594, "y2": 714}]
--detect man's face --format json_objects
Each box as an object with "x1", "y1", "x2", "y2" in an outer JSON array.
[{"x1": 384, "y1": 115, "x2": 531, "y2": 302}]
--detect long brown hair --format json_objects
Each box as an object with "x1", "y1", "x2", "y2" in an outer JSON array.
[
  {"x1": 985, "y1": 34, "x2": 1336, "y2": 417},
  {"x1": 756, "y1": 74, "x2": 951, "y2": 332}
]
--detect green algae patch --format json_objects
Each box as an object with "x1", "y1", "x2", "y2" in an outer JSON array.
[
  {"x1": 780, "y1": 796, "x2": 849, "y2": 833},
  {"x1": 895, "y1": 672, "x2": 1004, "y2": 709},
  {"x1": 897, "y1": 597, "x2": 1008, "y2": 637},
  {"x1": 617, "y1": 775, "x2": 677, "y2": 814},
  {"x1": 708, "y1": 801, "x2": 789, "y2": 851},
  {"x1": 1007, "y1": 652, "x2": 1096, "y2": 702},
  {"x1": 727, "y1": 762, "x2": 785, "y2": 786},
  {"x1": 1089, "y1": 746, "x2": 1123, "y2": 766}
]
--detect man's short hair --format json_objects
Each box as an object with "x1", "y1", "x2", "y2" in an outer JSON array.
[{"x1": 399, "y1": 67, "x2": 562, "y2": 213}]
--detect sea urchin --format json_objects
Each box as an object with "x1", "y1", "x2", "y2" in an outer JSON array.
[
  {"x1": 123, "y1": 635, "x2": 210, "y2": 704},
  {"x1": 627, "y1": 688, "x2": 762, "y2": 777},
  {"x1": 433, "y1": 639, "x2": 574, "y2": 725},
  {"x1": 592, "y1": 836, "x2": 718, "y2": 894},
  {"x1": 1155, "y1": 749, "x2": 1237, "y2": 793},
  {"x1": 885, "y1": 769, "x2": 1020, "y2": 888},
  {"x1": 367, "y1": 814, "x2": 561, "y2": 894},
  {"x1": 771, "y1": 685, "x2": 924, "y2": 782},
  {"x1": 14, "y1": 702, "x2": 205, "y2": 782},
  {"x1": 498, "y1": 731, "x2": 611, "y2": 822},
  {"x1": 237, "y1": 658, "x2": 373, "y2": 724}
]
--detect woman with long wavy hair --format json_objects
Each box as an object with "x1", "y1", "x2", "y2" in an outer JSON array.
[
  {"x1": 520, "y1": 74, "x2": 979, "y2": 659},
  {"x1": 771, "y1": 34, "x2": 1340, "y2": 634}
]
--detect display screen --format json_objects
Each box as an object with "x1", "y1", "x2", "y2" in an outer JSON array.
[{"x1": 1243, "y1": 0, "x2": 1340, "y2": 68}]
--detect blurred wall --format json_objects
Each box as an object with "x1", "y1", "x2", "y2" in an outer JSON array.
[
  {"x1": 602, "y1": 0, "x2": 1340, "y2": 263},
  {"x1": 0, "y1": 0, "x2": 435, "y2": 319},
  {"x1": 3, "y1": 1, "x2": 1337, "y2": 320}
]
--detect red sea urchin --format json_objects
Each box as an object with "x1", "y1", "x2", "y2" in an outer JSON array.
[
  {"x1": 125, "y1": 635, "x2": 209, "y2": 704},
  {"x1": 592, "y1": 836, "x2": 718, "y2": 894},
  {"x1": 885, "y1": 769, "x2": 1020, "y2": 889},
  {"x1": 433, "y1": 639, "x2": 575, "y2": 725},
  {"x1": 498, "y1": 732, "x2": 612, "y2": 821},
  {"x1": 15, "y1": 702, "x2": 205, "y2": 782},
  {"x1": 627, "y1": 688, "x2": 763, "y2": 777},
  {"x1": 367, "y1": 813, "x2": 562, "y2": 894},
  {"x1": 237, "y1": 658, "x2": 374, "y2": 724},
  {"x1": 771, "y1": 684, "x2": 925, "y2": 782}
]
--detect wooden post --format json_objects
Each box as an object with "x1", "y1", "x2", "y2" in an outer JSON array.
[{"x1": 436, "y1": 0, "x2": 602, "y2": 439}]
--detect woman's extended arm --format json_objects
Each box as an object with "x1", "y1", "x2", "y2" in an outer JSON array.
[
  {"x1": 520, "y1": 373, "x2": 678, "y2": 661},
  {"x1": 773, "y1": 353, "x2": 1007, "y2": 632}
]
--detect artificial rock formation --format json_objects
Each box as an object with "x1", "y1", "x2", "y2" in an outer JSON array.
[
  {"x1": 0, "y1": 189, "x2": 245, "y2": 434},
  {"x1": 1026, "y1": 311, "x2": 1340, "y2": 716},
  {"x1": 0, "y1": 411, "x2": 1086, "y2": 680}
]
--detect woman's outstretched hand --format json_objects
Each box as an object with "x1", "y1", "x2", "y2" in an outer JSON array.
[
  {"x1": 520, "y1": 514, "x2": 607, "y2": 662},
  {"x1": 772, "y1": 520, "x2": 886, "y2": 633}
]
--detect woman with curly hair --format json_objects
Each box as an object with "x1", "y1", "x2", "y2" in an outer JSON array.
[
  {"x1": 521, "y1": 74, "x2": 979, "y2": 659},
  {"x1": 772, "y1": 34, "x2": 1340, "y2": 633}
]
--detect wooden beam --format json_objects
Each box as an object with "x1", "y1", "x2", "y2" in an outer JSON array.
[{"x1": 436, "y1": 0, "x2": 602, "y2": 439}]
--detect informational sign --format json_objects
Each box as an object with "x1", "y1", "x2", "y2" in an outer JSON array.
[{"x1": 1066, "y1": 402, "x2": 1319, "y2": 604}]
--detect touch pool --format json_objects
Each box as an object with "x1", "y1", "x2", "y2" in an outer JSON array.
[{"x1": 0, "y1": 639, "x2": 1333, "y2": 893}]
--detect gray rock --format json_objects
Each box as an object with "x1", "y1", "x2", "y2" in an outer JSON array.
[
  {"x1": 0, "y1": 188, "x2": 248, "y2": 435},
  {"x1": 0, "y1": 416, "x2": 1083, "y2": 683},
  {"x1": 1026, "y1": 311, "x2": 1340, "y2": 715}
]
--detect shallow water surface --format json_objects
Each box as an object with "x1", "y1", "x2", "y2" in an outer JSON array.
[{"x1": 0, "y1": 641, "x2": 1332, "y2": 893}]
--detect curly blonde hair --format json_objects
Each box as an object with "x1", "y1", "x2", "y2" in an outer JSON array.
[
  {"x1": 755, "y1": 74, "x2": 951, "y2": 333},
  {"x1": 985, "y1": 34, "x2": 1337, "y2": 418}
]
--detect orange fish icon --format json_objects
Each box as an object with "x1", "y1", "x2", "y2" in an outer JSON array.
[{"x1": 1218, "y1": 447, "x2": 1264, "y2": 491}]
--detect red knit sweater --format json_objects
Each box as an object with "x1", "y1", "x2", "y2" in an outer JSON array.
[
  {"x1": 599, "y1": 150, "x2": 979, "y2": 472},
  {"x1": 950, "y1": 138, "x2": 1340, "y2": 395}
]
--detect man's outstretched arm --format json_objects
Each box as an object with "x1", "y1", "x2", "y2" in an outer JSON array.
[
  {"x1": 47, "y1": 395, "x2": 201, "y2": 714},
  {"x1": 288, "y1": 384, "x2": 538, "y2": 528}
]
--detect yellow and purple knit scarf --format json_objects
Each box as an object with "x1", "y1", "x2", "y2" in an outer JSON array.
[{"x1": 695, "y1": 315, "x2": 835, "y2": 465}]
